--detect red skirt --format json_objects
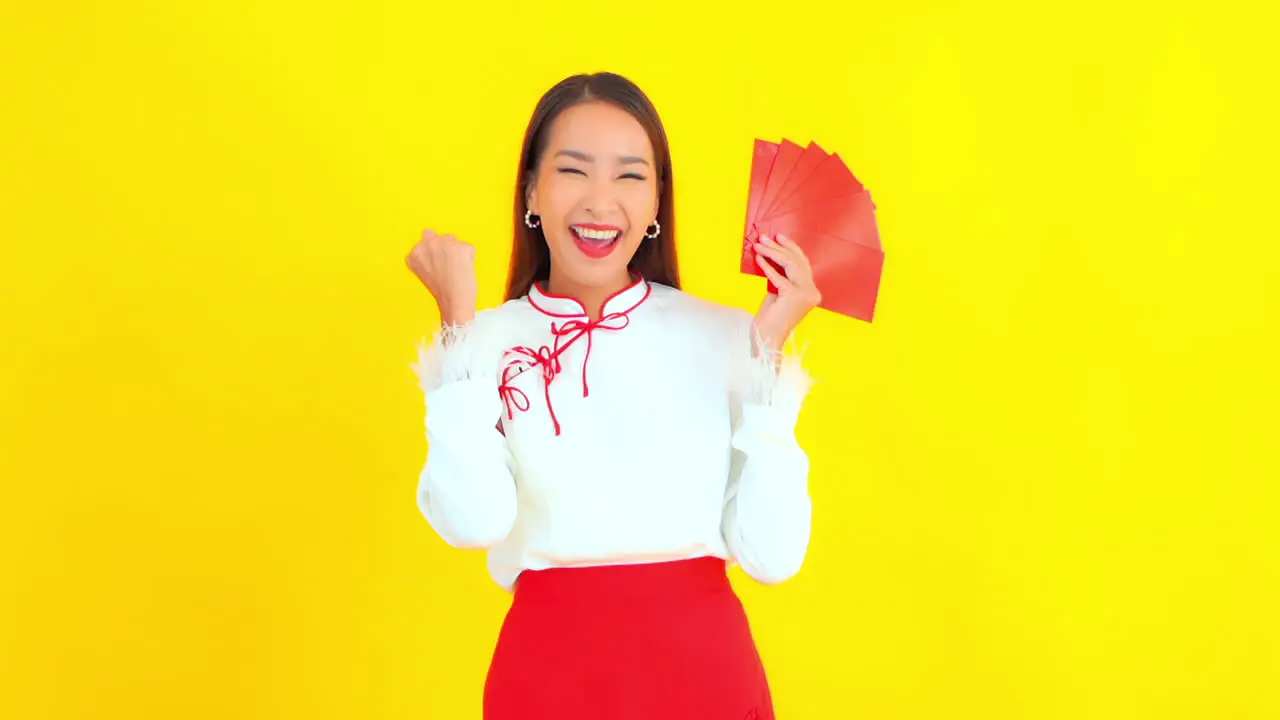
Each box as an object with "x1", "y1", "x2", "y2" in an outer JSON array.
[{"x1": 483, "y1": 556, "x2": 775, "y2": 719}]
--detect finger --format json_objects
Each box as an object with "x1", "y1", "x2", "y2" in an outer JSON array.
[
  {"x1": 759, "y1": 233, "x2": 781, "y2": 247},
  {"x1": 756, "y1": 254, "x2": 793, "y2": 289},
  {"x1": 753, "y1": 240, "x2": 792, "y2": 257},
  {"x1": 774, "y1": 235, "x2": 811, "y2": 261},
  {"x1": 765, "y1": 238, "x2": 814, "y2": 282},
  {"x1": 753, "y1": 242, "x2": 796, "y2": 271}
]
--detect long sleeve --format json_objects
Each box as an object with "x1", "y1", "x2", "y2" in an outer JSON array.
[
  {"x1": 412, "y1": 319, "x2": 518, "y2": 550},
  {"x1": 721, "y1": 322, "x2": 814, "y2": 585}
]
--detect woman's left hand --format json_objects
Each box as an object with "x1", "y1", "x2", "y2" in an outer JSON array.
[{"x1": 751, "y1": 234, "x2": 821, "y2": 353}]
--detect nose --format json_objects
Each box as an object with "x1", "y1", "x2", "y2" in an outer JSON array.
[{"x1": 580, "y1": 174, "x2": 621, "y2": 218}]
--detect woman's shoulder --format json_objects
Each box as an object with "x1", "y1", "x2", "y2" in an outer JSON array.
[
  {"x1": 475, "y1": 296, "x2": 538, "y2": 323},
  {"x1": 436, "y1": 297, "x2": 539, "y2": 355},
  {"x1": 646, "y1": 283, "x2": 753, "y2": 332}
]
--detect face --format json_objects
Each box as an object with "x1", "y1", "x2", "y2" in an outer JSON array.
[{"x1": 526, "y1": 101, "x2": 659, "y2": 292}]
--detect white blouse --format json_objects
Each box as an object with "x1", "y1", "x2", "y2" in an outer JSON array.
[{"x1": 412, "y1": 277, "x2": 814, "y2": 592}]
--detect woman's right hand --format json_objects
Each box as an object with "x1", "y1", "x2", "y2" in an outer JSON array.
[{"x1": 406, "y1": 229, "x2": 479, "y2": 326}]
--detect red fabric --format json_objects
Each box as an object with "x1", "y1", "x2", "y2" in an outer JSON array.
[{"x1": 483, "y1": 557, "x2": 775, "y2": 719}]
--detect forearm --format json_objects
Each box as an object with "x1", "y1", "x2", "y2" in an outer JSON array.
[
  {"x1": 723, "y1": 323, "x2": 815, "y2": 583},
  {"x1": 723, "y1": 402, "x2": 813, "y2": 584},
  {"x1": 438, "y1": 301, "x2": 475, "y2": 328},
  {"x1": 419, "y1": 380, "x2": 517, "y2": 548},
  {"x1": 412, "y1": 315, "x2": 516, "y2": 548}
]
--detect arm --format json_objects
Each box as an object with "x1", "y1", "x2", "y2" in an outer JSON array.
[
  {"x1": 412, "y1": 319, "x2": 518, "y2": 549},
  {"x1": 721, "y1": 319, "x2": 814, "y2": 584}
]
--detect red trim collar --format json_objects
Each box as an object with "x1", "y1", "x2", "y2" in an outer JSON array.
[{"x1": 526, "y1": 275, "x2": 651, "y2": 319}]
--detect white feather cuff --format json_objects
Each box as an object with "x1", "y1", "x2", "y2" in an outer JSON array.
[
  {"x1": 411, "y1": 322, "x2": 495, "y2": 394},
  {"x1": 733, "y1": 326, "x2": 813, "y2": 410}
]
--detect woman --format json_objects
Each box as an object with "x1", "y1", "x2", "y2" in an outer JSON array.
[{"x1": 406, "y1": 72, "x2": 820, "y2": 719}]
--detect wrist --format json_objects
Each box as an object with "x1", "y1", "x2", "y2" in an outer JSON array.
[
  {"x1": 439, "y1": 300, "x2": 476, "y2": 327},
  {"x1": 751, "y1": 318, "x2": 790, "y2": 357}
]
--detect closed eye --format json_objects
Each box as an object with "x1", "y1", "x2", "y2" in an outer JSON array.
[
  {"x1": 619, "y1": 173, "x2": 646, "y2": 180},
  {"x1": 556, "y1": 167, "x2": 586, "y2": 176}
]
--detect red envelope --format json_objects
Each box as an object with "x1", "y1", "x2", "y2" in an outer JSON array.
[
  {"x1": 770, "y1": 151, "x2": 863, "y2": 219},
  {"x1": 740, "y1": 137, "x2": 884, "y2": 323},
  {"x1": 761, "y1": 231, "x2": 883, "y2": 322},
  {"x1": 764, "y1": 141, "x2": 827, "y2": 219},
  {"x1": 762, "y1": 188, "x2": 876, "y2": 249},
  {"x1": 756, "y1": 140, "x2": 805, "y2": 224},
  {"x1": 742, "y1": 139, "x2": 779, "y2": 253}
]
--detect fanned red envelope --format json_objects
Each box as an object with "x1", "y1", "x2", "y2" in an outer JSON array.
[{"x1": 741, "y1": 138, "x2": 884, "y2": 323}]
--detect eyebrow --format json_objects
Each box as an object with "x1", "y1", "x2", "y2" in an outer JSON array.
[{"x1": 555, "y1": 149, "x2": 650, "y2": 166}]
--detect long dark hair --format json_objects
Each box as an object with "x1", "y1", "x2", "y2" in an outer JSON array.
[{"x1": 505, "y1": 72, "x2": 680, "y2": 301}]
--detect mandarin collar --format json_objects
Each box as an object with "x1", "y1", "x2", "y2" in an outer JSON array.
[{"x1": 526, "y1": 276, "x2": 651, "y2": 319}]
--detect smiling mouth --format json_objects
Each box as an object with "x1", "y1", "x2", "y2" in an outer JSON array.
[{"x1": 569, "y1": 224, "x2": 622, "y2": 259}]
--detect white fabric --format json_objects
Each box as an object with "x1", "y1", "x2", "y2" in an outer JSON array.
[{"x1": 412, "y1": 278, "x2": 814, "y2": 592}]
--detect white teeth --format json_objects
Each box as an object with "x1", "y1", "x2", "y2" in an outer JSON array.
[{"x1": 573, "y1": 226, "x2": 620, "y2": 242}]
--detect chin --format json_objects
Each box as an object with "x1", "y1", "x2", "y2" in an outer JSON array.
[
  {"x1": 563, "y1": 256, "x2": 634, "y2": 288},
  {"x1": 551, "y1": 235, "x2": 643, "y2": 288}
]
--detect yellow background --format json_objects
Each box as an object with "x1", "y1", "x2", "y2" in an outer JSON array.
[{"x1": 2, "y1": 1, "x2": 1276, "y2": 717}]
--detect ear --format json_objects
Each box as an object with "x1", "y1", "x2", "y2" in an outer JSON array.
[{"x1": 524, "y1": 173, "x2": 538, "y2": 213}]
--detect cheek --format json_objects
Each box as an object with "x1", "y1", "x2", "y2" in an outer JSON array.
[
  {"x1": 536, "y1": 178, "x2": 576, "y2": 252},
  {"x1": 623, "y1": 182, "x2": 659, "y2": 221},
  {"x1": 537, "y1": 174, "x2": 579, "y2": 220}
]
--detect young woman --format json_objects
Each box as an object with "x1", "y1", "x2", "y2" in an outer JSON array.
[{"x1": 406, "y1": 72, "x2": 820, "y2": 719}]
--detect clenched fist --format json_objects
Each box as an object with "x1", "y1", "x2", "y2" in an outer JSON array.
[{"x1": 406, "y1": 229, "x2": 478, "y2": 326}]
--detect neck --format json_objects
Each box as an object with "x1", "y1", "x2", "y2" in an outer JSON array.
[{"x1": 546, "y1": 268, "x2": 633, "y2": 321}]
